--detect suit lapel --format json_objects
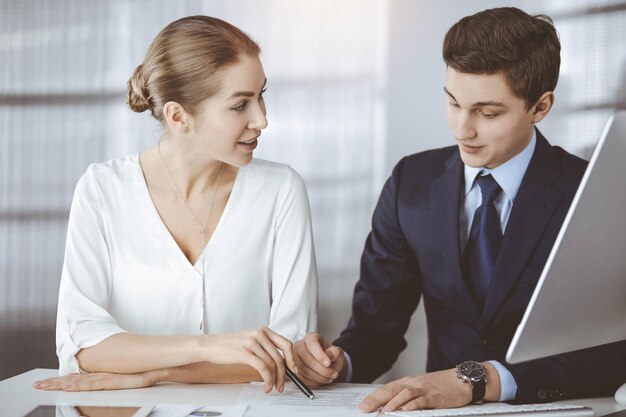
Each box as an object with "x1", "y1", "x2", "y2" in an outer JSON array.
[
  {"x1": 480, "y1": 133, "x2": 564, "y2": 328},
  {"x1": 431, "y1": 151, "x2": 482, "y2": 321}
]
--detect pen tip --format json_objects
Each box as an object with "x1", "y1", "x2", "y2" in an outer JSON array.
[{"x1": 309, "y1": 394, "x2": 315, "y2": 400}]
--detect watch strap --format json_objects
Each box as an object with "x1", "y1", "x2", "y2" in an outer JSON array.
[{"x1": 472, "y1": 376, "x2": 486, "y2": 404}]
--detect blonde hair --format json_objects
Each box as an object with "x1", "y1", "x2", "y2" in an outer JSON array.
[{"x1": 127, "y1": 15, "x2": 261, "y2": 121}]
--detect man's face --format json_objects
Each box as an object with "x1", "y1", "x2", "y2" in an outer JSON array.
[{"x1": 444, "y1": 68, "x2": 536, "y2": 169}]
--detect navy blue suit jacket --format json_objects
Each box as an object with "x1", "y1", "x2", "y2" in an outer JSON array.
[{"x1": 334, "y1": 131, "x2": 626, "y2": 402}]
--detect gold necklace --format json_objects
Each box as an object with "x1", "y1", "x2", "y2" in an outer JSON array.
[
  {"x1": 157, "y1": 141, "x2": 224, "y2": 238},
  {"x1": 157, "y1": 141, "x2": 223, "y2": 332}
]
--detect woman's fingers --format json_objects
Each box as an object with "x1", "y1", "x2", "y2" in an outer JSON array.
[
  {"x1": 247, "y1": 338, "x2": 279, "y2": 392},
  {"x1": 255, "y1": 329, "x2": 287, "y2": 392},
  {"x1": 244, "y1": 352, "x2": 276, "y2": 393},
  {"x1": 33, "y1": 372, "x2": 158, "y2": 392},
  {"x1": 33, "y1": 376, "x2": 65, "y2": 390},
  {"x1": 201, "y1": 326, "x2": 297, "y2": 393},
  {"x1": 265, "y1": 328, "x2": 296, "y2": 371}
]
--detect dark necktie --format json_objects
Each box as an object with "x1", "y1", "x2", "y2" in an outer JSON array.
[{"x1": 462, "y1": 174, "x2": 503, "y2": 309}]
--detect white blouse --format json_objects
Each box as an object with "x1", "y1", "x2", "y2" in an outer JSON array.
[{"x1": 56, "y1": 155, "x2": 318, "y2": 375}]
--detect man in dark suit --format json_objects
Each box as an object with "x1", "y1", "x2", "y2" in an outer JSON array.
[{"x1": 293, "y1": 7, "x2": 626, "y2": 413}]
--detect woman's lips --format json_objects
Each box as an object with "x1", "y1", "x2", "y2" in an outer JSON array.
[{"x1": 237, "y1": 138, "x2": 258, "y2": 151}]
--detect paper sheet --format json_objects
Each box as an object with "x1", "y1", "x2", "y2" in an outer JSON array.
[
  {"x1": 187, "y1": 405, "x2": 248, "y2": 417},
  {"x1": 238, "y1": 382, "x2": 378, "y2": 417},
  {"x1": 148, "y1": 404, "x2": 247, "y2": 417},
  {"x1": 147, "y1": 405, "x2": 197, "y2": 417}
]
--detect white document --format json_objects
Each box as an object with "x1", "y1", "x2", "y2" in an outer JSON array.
[
  {"x1": 238, "y1": 382, "x2": 378, "y2": 417},
  {"x1": 148, "y1": 404, "x2": 247, "y2": 417},
  {"x1": 147, "y1": 405, "x2": 196, "y2": 417},
  {"x1": 187, "y1": 405, "x2": 248, "y2": 417}
]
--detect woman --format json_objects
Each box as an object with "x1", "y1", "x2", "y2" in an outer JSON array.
[{"x1": 33, "y1": 15, "x2": 318, "y2": 393}]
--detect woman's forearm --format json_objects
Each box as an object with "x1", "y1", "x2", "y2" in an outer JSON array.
[
  {"x1": 76, "y1": 327, "x2": 295, "y2": 391},
  {"x1": 76, "y1": 333, "x2": 205, "y2": 374},
  {"x1": 159, "y1": 362, "x2": 261, "y2": 384}
]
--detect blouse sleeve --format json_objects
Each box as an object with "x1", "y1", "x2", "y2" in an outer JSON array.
[
  {"x1": 55, "y1": 167, "x2": 127, "y2": 375},
  {"x1": 268, "y1": 167, "x2": 319, "y2": 341}
]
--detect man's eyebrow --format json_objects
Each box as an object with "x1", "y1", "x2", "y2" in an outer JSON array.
[
  {"x1": 443, "y1": 86, "x2": 457, "y2": 101},
  {"x1": 443, "y1": 86, "x2": 506, "y2": 107},
  {"x1": 226, "y1": 78, "x2": 267, "y2": 101}
]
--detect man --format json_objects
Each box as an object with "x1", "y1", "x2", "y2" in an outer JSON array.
[{"x1": 294, "y1": 7, "x2": 626, "y2": 413}]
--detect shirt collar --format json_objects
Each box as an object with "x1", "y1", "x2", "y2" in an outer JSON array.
[{"x1": 463, "y1": 129, "x2": 537, "y2": 204}]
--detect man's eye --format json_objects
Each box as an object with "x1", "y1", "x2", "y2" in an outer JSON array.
[{"x1": 479, "y1": 111, "x2": 497, "y2": 119}]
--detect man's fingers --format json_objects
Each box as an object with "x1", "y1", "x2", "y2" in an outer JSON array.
[
  {"x1": 400, "y1": 396, "x2": 430, "y2": 412},
  {"x1": 296, "y1": 359, "x2": 335, "y2": 384},
  {"x1": 295, "y1": 340, "x2": 337, "y2": 380},
  {"x1": 325, "y1": 346, "x2": 343, "y2": 362},
  {"x1": 293, "y1": 370, "x2": 324, "y2": 387},
  {"x1": 381, "y1": 387, "x2": 424, "y2": 413},
  {"x1": 304, "y1": 333, "x2": 332, "y2": 367},
  {"x1": 359, "y1": 382, "x2": 404, "y2": 413}
]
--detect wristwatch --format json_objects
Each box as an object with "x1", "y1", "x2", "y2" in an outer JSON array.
[{"x1": 456, "y1": 361, "x2": 487, "y2": 404}]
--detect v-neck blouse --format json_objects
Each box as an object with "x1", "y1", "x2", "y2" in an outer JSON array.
[{"x1": 56, "y1": 155, "x2": 319, "y2": 375}]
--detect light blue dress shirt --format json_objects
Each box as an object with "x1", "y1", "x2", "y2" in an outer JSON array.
[{"x1": 343, "y1": 131, "x2": 536, "y2": 402}]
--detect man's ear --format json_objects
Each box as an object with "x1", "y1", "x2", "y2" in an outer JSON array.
[
  {"x1": 531, "y1": 92, "x2": 554, "y2": 124},
  {"x1": 163, "y1": 101, "x2": 191, "y2": 135}
]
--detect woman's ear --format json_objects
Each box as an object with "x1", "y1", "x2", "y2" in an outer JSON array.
[
  {"x1": 531, "y1": 92, "x2": 554, "y2": 124},
  {"x1": 163, "y1": 101, "x2": 191, "y2": 135}
]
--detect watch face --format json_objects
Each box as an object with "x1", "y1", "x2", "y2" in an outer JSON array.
[{"x1": 459, "y1": 361, "x2": 486, "y2": 381}]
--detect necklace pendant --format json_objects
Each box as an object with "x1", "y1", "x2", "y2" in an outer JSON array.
[{"x1": 200, "y1": 304, "x2": 205, "y2": 331}]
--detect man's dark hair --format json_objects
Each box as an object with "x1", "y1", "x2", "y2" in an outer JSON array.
[{"x1": 443, "y1": 7, "x2": 560, "y2": 110}]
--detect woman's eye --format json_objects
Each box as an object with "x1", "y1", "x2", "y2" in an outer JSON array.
[
  {"x1": 259, "y1": 88, "x2": 267, "y2": 100},
  {"x1": 449, "y1": 101, "x2": 460, "y2": 108},
  {"x1": 233, "y1": 101, "x2": 248, "y2": 112}
]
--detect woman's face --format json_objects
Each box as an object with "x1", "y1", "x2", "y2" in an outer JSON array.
[{"x1": 188, "y1": 54, "x2": 268, "y2": 167}]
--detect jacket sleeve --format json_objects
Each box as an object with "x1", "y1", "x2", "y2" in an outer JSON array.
[
  {"x1": 504, "y1": 341, "x2": 626, "y2": 403},
  {"x1": 334, "y1": 158, "x2": 422, "y2": 383}
]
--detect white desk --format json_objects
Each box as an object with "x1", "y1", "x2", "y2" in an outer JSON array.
[{"x1": 2, "y1": 369, "x2": 625, "y2": 417}]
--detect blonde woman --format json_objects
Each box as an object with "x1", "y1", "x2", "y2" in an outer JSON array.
[{"x1": 33, "y1": 15, "x2": 317, "y2": 393}]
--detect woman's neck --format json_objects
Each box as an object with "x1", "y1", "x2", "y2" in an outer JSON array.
[{"x1": 157, "y1": 138, "x2": 224, "y2": 200}]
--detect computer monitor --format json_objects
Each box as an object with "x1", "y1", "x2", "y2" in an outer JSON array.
[{"x1": 506, "y1": 111, "x2": 626, "y2": 402}]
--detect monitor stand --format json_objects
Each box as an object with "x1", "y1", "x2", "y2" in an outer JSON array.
[{"x1": 616, "y1": 383, "x2": 626, "y2": 405}]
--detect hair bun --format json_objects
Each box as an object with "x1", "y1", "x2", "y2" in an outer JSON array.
[{"x1": 127, "y1": 64, "x2": 151, "y2": 113}]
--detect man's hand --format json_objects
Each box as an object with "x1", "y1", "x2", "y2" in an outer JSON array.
[
  {"x1": 360, "y1": 369, "x2": 473, "y2": 413},
  {"x1": 293, "y1": 332, "x2": 348, "y2": 386}
]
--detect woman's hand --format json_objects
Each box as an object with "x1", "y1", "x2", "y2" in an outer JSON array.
[
  {"x1": 200, "y1": 326, "x2": 295, "y2": 394},
  {"x1": 33, "y1": 370, "x2": 162, "y2": 391}
]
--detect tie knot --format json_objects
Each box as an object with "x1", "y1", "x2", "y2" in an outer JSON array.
[{"x1": 477, "y1": 174, "x2": 501, "y2": 205}]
